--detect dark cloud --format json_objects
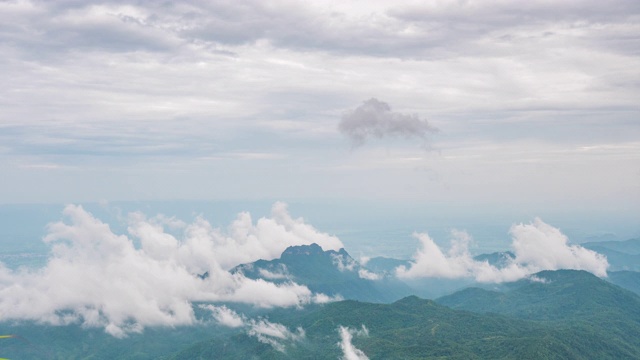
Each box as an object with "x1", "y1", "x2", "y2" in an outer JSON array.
[{"x1": 339, "y1": 98, "x2": 438, "y2": 147}]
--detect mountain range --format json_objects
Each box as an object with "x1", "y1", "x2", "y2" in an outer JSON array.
[
  {"x1": 171, "y1": 270, "x2": 640, "y2": 359},
  {"x1": 3, "y1": 240, "x2": 640, "y2": 359}
]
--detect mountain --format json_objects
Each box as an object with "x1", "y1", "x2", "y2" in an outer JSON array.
[
  {"x1": 172, "y1": 269, "x2": 640, "y2": 359},
  {"x1": 171, "y1": 297, "x2": 547, "y2": 360},
  {"x1": 473, "y1": 251, "x2": 515, "y2": 267},
  {"x1": 6, "y1": 269, "x2": 640, "y2": 359},
  {"x1": 607, "y1": 271, "x2": 640, "y2": 296},
  {"x1": 583, "y1": 238, "x2": 640, "y2": 255},
  {"x1": 437, "y1": 270, "x2": 640, "y2": 321},
  {"x1": 363, "y1": 256, "x2": 410, "y2": 274},
  {"x1": 232, "y1": 244, "x2": 413, "y2": 303},
  {"x1": 584, "y1": 246, "x2": 640, "y2": 271},
  {"x1": 581, "y1": 238, "x2": 640, "y2": 271},
  {"x1": 0, "y1": 321, "x2": 231, "y2": 360},
  {"x1": 364, "y1": 252, "x2": 518, "y2": 300}
]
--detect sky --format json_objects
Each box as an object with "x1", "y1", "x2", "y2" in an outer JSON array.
[{"x1": 1, "y1": 0, "x2": 639, "y2": 213}]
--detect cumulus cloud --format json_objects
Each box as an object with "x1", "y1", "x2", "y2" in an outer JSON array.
[
  {"x1": 396, "y1": 218, "x2": 608, "y2": 283},
  {"x1": 129, "y1": 201, "x2": 343, "y2": 272},
  {"x1": 509, "y1": 218, "x2": 608, "y2": 277},
  {"x1": 338, "y1": 325, "x2": 369, "y2": 360},
  {"x1": 339, "y1": 98, "x2": 438, "y2": 147},
  {"x1": 0, "y1": 203, "x2": 341, "y2": 337}
]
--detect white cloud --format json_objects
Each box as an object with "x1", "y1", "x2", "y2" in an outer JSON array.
[
  {"x1": 338, "y1": 325, "x2": 369, "y2": 360},
  {"x1": 510, "y1": 218, "x2": 609, "y2": 277},
  {"x1": 332, "y1": 252, "x2": 357, "y2": 272},
  {"x1": 396, "y1": 230, "x2": 472, "y2": 279},
  {"x1": 247, "y1": 319, "x2": 305, "y2": 353},
  {"x1": 129, "y1": 201, "x2": 343, "y2": 272},
  {"x1": 259, "y1": 266, "x2": 289, "y2": 280},
  {"x1": 202, "y1": 305, "x2": 305, "y2": 352},
  {"x1": 0, "y1": 203, "x2": 340, "y2": 337},
  {"x1": 396, "y1": 218, "x2": 609, "y2": 282},
  {"x1": 201, "y1": 305, "x2": 245, "y2": 328},
  {"x1": 358, "y1": 269, "x2": 381, "y2": 281}
]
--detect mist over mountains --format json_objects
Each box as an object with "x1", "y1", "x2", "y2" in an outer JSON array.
[
  {"x1": 4, "y1": 269, "x2": 640, "y2": 359},
  {"x1": 0, "y1": 203, "x2": 639, "y2": 358}
]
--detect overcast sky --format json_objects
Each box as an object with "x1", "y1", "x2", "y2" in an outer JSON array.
[{"x1": 1, "y1": 0, "x2": 639, "y2": 213}]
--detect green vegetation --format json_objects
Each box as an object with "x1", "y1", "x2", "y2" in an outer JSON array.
[
  {"x1": 172, "y1": 270, "x2": 640, "y2": 359},
  {"x1": 3, "y1": 270, "x2": 640, "y2": 359}
]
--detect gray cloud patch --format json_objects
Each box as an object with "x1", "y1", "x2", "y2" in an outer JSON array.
[{"x1": 339, "y1": 98, "x2": 438, "y2": 147}]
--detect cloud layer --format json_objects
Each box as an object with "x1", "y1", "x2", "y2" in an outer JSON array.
[
  {"x1": 0, "y1": 203, "x2": 342, "y2": 337},
  {"x1": 0, "y1": 1, "x2": 638, "y2": 207},
  {"x1": 339, "y1": 98, "x2": 438, "y2": 147},
  {"x1": 396, "y1": 218, "x2": 609, "y2": 282}
]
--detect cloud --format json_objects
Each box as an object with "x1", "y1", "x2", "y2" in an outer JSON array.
[
  {"x1": 330, "y1": 250, "x2": 381, "y2": 280},
  {"x1": 0, "y1": 203, "x2": 341, "y2": 337},
  {"x1": 202, "y1": 305, "x2": 245, "y2": 328},
  {"x1": 202, "y1": 305, "x2": 304, "y2": 352},
  {"x1": 396, "y1": 218, "x2": 608, "y2": 282},
  {"x1": 338, "y1": 325, "x2": 369, "y2": 360},
  {"x1": 339, "y1": 98, "x2": 438, "y2": 147},
  {"x1": 247, "y1": 319, "x2": 305, "y2": 353},
  {"x1": 259, "y1": 266, "x2": 290, "y2": 280},
  {"x1": 128, "y1": 201, "x2": 343, "y2": 271},
  {"x1": 332, "y1": 252, "x2": 358, "y2": 272},
  {"x1": 357, "y1": 269, "x2": 381, "y2": 281},
  {"x1": 203, "y1": 305, "x2": 305, "y2": 352},
  {"x1": 509, "y1": 218, "x2": 609, "y2": 277}
]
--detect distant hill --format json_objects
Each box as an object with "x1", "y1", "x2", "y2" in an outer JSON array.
[
  {"x1": 580, "y1": 238, "x2": 640, "y2": 271},
  {"x1": 232, "y1": 244, "x2": 413, "y2": 303},
  {"x1": 363, "y1": 256, "x2": 410, "y2": 274},
  {"x1": 365, "y1": 253, "x2": 515, "y2": 299},
  {"x1": 473, "y1": 251, "x2": 515, "y2": 267},
  {"x1": 437, "y1": 269, "x2": 640, "y2": 321},
  {"x1": 582, "y1": 238, "x2": 640, "y2": 255},
  {"x1": 363, "y1": 251, "x2": 516, "y2": 274},
  {"x1": 584, "y1": 246, "x2": 640, "y2": 271},
  {"x1": 607, "y1": 271, "x2": 640, "y2": 296}
]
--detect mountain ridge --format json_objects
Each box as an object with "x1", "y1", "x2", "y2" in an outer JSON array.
[{"x1": 232, "y1": 243, "x2": 413, "y2": 303}]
